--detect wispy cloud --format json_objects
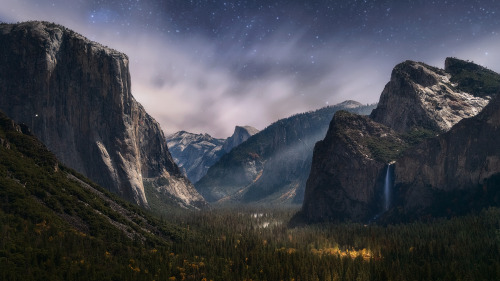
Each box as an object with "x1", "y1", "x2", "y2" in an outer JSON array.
[{"x1": 2, "y1": 0, "x2": 500, "y2": 138}]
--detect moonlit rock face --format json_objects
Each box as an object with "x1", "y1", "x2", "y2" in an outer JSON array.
[
  {"x1": 167, "y1": 126, "x2": 259, "y2": 184},
  {"x1": 371, "y1": 60, "x2": 490, "y2": 132},
  {"x1": 167, "y1": 131, "x2": 226, "y2": 183},
  {"x1": 0, "y1": 21, "x2": 205, "y2": 209},
  {"x1": 222, "y1": 126, "x2": 260, "y2": 153}
]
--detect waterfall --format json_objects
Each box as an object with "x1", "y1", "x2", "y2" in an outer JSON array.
[
  {"x1": 368, "y1": 163, "x2": 395, "y2": 224},
  {"x1": 384, "y1": 163, "x2": 392, "y2": 211}
]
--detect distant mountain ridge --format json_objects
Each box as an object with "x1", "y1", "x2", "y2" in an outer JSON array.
[
  {"x1": 195, "y1": 101, "x2": 377, "y2": 204},
  {"x1": 0, "y1": 21, "x2": 205, "y2": 209},
  {"x1": 167, "y1": 131, "x2": 225, "y2": 183},
  {"x1": 167, "y1": 125, "x2": 259, "y2": 183}
]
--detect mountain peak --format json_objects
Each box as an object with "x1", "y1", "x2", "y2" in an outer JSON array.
[
  {"x1": 336, "y1": 100, "x2": 364, "y2": 109},
  {"x1": 223, "y1": 125, "x2": 260, "y2": 153},
  {"x1": 370, "y1": 57, "x2": 495, "y2": 132},
  {"x1": 166, "y1": 126, "x2": 259, "y2": 184}
]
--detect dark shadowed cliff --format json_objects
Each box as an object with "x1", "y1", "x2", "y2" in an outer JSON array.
[{"x1": 301, "y1": 111, "x2": 406, "y2": 222}]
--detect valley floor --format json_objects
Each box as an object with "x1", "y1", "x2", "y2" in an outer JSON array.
[
  {"x1": 2, "y1": 200, "x2": 500, "y2": 280},
  {"x1": 153, "y1": 205, "x2": 500, "y2": 281}
]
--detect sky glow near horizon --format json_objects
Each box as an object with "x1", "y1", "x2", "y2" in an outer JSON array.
[{"x1": 1, "y1": 0, "x2": 500, "y2": 138}]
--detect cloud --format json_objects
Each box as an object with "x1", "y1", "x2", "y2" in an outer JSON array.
[{"x1": 2, "y1": 0, "x2": 500, "y2": 139}]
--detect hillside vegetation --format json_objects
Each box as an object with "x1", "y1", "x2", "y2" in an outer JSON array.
[
  {"x1": 445, "y1": 57, "x2": 500, "y2": 97},
  {"x1": 1, "y1": 111, "x2": 499, "y2": 280}
]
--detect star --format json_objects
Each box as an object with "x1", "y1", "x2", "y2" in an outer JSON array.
[{"x1": 1, "y1": 0, "x2": 499, "y2": 137}]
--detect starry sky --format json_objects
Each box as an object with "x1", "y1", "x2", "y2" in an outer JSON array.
[{"x1": 1, "y1": 0, "x2": 500, "y2": 138}]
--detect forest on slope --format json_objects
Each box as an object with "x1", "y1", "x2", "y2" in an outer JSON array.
[{"x1": 2, "y1": 110, "x2": 499, "y2": 280}]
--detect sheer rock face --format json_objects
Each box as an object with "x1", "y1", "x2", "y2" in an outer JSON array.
[
  {"x1": 301, "y1": 111, "x2": 404, "y2": 223},
  {"x1": 393, "y1": 95, "x2": 500, "y2": 217},
  {"x1": 167, "y1": 126, "x2": 259, "y2": 184},
  {"x1": 370, "y1": 60, "x2": 490, "y2": 133},
  {"x1": 0, "y1": 21, "x2": 205, "y2": 208},
  {"x1": 222, "y1": 126, "x2": 260, "y2": 153}
]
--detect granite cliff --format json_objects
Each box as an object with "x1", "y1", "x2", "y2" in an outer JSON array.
[
  {"x1": 196, "y1": 101, "x2": 377, "y2": 204},
  {"x1": 222, "y1": 126, "x2": 260, "y2": 153},
  {"x1": 370, "y1": 59, "x2": 491, "y2": 132},
  {"x1": 301, "y1": 111, "x2": 406, "y2": 222},
  {"x1": 0, "y1": 21, "x2": 205, "y2": 209},
  {"x1": 392, "y1": 94, "x2": 500, "y2": 220},
  {"x1": 298, "y1": 58, "x2": 500, "y2": 224},
  {"x1": 167, "y1": 126, "x2": 259, "y2": 184}
]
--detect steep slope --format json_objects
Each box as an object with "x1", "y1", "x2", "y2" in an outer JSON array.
[
  {"x1": 167, "y1": 131, "x2": 226, "y2": 183},
  {"x1": 167, "y1": 126, "x2": 259, "y2": 184},
  {"x1": 300, "y1": 111, "x2": 413, "y2": 223},
  {"x1": 0, "y1": 21, "x2": 205, "y2": 209},
  {"x1": 0, "y1": 111, "x2": 187, "y2": 279},
  {"x1": 196, "y1": 101, "x2": 377, "y2": 204},
  {"x1": 392, "y1": 94, "x2": 500, "y2": 220},
  {"x1": 370, "y1": 59, "x2": 490, "y2": 132},
  {"x1": 299, "y1": 58, "x2": 500, "y2": 223},
  {"x1": 4, "y1": 109, "x2": 499, "y2": 280}
]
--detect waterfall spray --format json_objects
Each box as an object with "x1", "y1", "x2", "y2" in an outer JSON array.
[
  {"x1": 368, "y1": 162, "x2": 395, "y2": 223},
  {"x1": 384, "y1": 163, "x2": 393, "y2": 211}
]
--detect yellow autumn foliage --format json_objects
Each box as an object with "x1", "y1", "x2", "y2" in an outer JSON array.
[{"x1": 310, "y1": 247, "x2": 375, "y2": 260}]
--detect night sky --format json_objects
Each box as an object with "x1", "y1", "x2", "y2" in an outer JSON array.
[{"x1": 2, "y1": 0, "x2": 500, "y2": 137}]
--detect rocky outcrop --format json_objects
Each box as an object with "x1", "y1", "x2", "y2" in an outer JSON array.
[
  {"x1": 167, "y1": 126, "x2": 259, "y2": 184},
  {"x1": 167, "y1": 131, "x2": 226, "y2": 183},
  {"x1": 370, "y1": 60, "x2": 490, "y2": 132},
  {"x1": 0, "y1": 21, "x2": 205, "y2": 209},
  {"x1": 195, "y1": 101, "x2": 377, "y2": 204},
  {"x1": 298, "y1": 58, "x2": 500, "y2": 224},
  {"x1": 392, "y1": 94, "x2": 500, "y2": 219},
  {"x1": 222, "y1": 126, "x2": 260, "y2": 153},
  {"x1": 301, "y1": 111, "x2": 406, "y2": 222}
]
